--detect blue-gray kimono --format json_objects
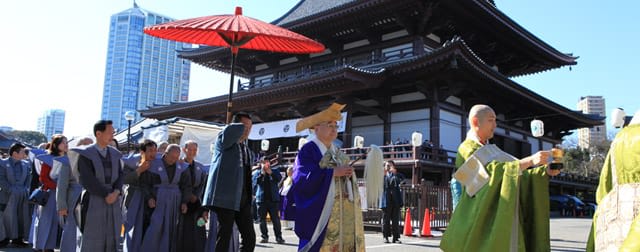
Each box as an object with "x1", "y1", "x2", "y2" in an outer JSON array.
[
  {"x1": 54, "y1": 155, "x2": 82, "y2": 252},
  {"x1": 0, "y1": 157, "x2": 31, "y2": 240},
  {"x1": 32, "y1": 154, "x2": 59, "y2": 250},
  {"x1": 72, "y1": 144, "x2": 123, "y2": 252},
  {"x1": 178, "y1": 159, "x2": 207, "y2": 251},
  {"x1": 121, "y1": 153, "x2": 148, "y2": 252},
  {"x1": 140, "y1": 158, "x2": 191, "y2": 252}
]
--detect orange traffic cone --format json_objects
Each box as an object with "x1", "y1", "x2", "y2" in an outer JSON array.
[
  {"x1": 421, "y1": 208, "x2": 433, "y2": 237},
  {"x1": 403, "y1": 209, "x2": 413, "y2": 236}
]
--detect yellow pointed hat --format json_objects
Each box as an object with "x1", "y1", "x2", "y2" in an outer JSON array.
[{"x1": 296, "y1": 103, "x2": 346, "y2": 132}]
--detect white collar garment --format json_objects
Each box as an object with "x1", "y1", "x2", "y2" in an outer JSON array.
[
  {"x1": 465, "y1": 130, "x2": 486, "y2": 146},
  {"x1": 311, "y1": 137, "x2": 333, "y2": 156}
]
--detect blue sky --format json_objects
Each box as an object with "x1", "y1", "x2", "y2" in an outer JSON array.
[{"x1": 1, "y1": 0, "x2": 637, "y2": 138}]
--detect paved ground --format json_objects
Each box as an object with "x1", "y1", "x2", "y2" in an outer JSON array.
[{"x1": 0, "y1": 218, "x2": 591, "y2": 251}]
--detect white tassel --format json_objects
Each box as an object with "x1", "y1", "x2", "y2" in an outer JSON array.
[{"x1": 364, "y1": 145, "x2": 385, "y2": 208}]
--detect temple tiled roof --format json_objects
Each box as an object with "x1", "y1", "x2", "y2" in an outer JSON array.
[
  {"x1": 271, "y1": 0, "x2": 358, "y2": 26},
  {"x1": 143, "y1": 36, "x2": 602, "y2": 132}
]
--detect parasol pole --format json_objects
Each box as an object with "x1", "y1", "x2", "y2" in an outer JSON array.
[{"x1": 226, "y1": 46, "x2": 238, "y2": 124}]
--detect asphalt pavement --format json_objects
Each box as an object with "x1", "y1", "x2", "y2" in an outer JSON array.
[{"x1": 0, "y1": 217, "x2": 591, "y2": 252}]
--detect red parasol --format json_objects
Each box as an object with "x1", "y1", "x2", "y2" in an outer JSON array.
[{"x1": 144, "y1": 6, "x2": 325, "y2": 123}]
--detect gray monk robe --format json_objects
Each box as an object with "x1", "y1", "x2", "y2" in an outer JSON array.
[
  {"x1": 70, "y1": 144, "x2": 123, "y2": 252},
  {"x1": 0, "y1": 157, "x2": 31, "y2": 240},
  {"x1": 139, "y1": 158, "x2": 192, "y2": 252},
  {"x1": 55, "y1": 155, "x2": 82, "y2": 252},
  {"x1": 177, "y1": 159, "x2": 207, "y2": 252},
  {"x1": 121, "y1": 153, "x2": 150, "y2": 252}
]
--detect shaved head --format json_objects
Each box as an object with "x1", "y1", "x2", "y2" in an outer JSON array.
[
  {"x1": 468, "y1": 104, "x2": 497, "y2": 143},
  {"x1": 468, "y1": 104, "x2": 495, "y2": 125}
]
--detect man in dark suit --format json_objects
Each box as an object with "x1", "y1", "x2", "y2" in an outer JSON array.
[
  {"x1": 380, "y1": 160, "x2": 405, "y2": 243},
  {"x1": 202, "y1": 112, "x2": 256, "y2": 252},
  {"x1": 252, "y1": 161, "x2": 284, "y2": 244}
]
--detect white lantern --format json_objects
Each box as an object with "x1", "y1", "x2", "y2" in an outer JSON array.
[
  {"x1": 353, "y1": 135, "x2": 364, "y2": 149},
  {"x1": 261, "y1": 139, "x2": 270, "y2": 152},
  {"x1": 611, "y1": 108, "x2": 626, "y2": 128},
  {"x1": 411, "y1": 131, "x2": 423, "y2": 147},
  {"x1": 124, "y1": 110, "x2": 136, "y2": 122},
  {"x1": 530, "y1": 119, "x2": 544, "y2": 137}
]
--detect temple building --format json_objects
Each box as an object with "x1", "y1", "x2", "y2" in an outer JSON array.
[{"x1": 141, "y1": 0, "x2": 602, "y2": 190}]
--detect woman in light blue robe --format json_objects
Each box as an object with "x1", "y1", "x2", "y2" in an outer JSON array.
[{"x1": 32, "y1": 135, "x2": 67, "y2": 251}]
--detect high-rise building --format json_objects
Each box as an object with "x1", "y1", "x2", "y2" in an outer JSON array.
[
  {"x1": 37, "y1": 109, "x2": 65, "y2": 140},
  {"x1": 577, "y1": 96, "x2": 606, "y2": 149},
  {"x1": 101, "y1": 3, "x2": 191, "y2": 130}
]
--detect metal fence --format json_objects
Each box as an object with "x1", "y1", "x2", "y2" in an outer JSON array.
[{"x1": 362, "y1": 184, "x2": 452, "y2": 231}]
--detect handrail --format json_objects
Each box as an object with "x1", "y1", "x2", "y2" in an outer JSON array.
[
  {"x1": 238, "y1": 46, "x2": 416, "y2": 90},
  {"x1": 275, "y1": 144, "x2": 456, "y2": 166}
]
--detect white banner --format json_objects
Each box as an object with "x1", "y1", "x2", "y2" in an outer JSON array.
[
  {"x1": 143, "y1": 125, "x2": 169, "y2": 143},
  {"x1": 249, "y1": 112, "x2": 347, "y2": 140},
  {"x1": 179, "y1": 126, "x2": 221, "y2": 166}
]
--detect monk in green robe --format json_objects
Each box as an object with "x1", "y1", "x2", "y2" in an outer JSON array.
[
  {"x1": 587, "y1": 112, "x2": 640, "y2": 251},
  {"x1": 441, "y1": 104, "x2": 559, "y2": 252}
]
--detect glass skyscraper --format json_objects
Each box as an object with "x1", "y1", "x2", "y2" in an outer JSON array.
[
  {"x1": 37, "y1": 109, "x2": 65, "y2": 140},
  {"x1": 101, "y1": 3, "x2": 191, "y2": 130}
]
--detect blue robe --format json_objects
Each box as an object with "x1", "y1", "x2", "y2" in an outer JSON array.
[
  {"x1": 55, "y1": 155, "x2": 82, "y2": 252},
  {"x1": 292, "y1": 141, "x2": 334, "y2": 252},
  {"x1": 0, "y1": 157, "x2": 31, "y2": 241},
  {"x1": 32, "y1": 154, "x2": 59, "y2": 250},
  {"x1": 140, "y1": 159, "x2": 190, "y2": 252},
  {"x1": 72, "y1": 145, "x2": 123, "y2": 252},
  {"x1": 121, "y1": 154, "x2": 146, "y2": 252},
  {"x1": 178, "y1": 159, "x2": 207, "y2": 252}
]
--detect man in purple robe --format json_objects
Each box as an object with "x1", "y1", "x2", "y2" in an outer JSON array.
[{"x1": 292, "y1": 103, "x2": 365, "y2": 252}]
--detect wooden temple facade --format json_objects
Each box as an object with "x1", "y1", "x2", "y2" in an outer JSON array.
[{"x1": 141, "y1": 0, "x2": 603, "y2": 189}]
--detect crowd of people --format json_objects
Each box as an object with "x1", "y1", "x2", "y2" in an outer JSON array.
[
  {"x1": 0, "y1": 116, "x2": 298, "y2": 252},
  {"x1": 0, "y1": 110, "x2": 316, "y2": 252},
  {"x1": 3, "y1": 103, "x2": 636, "y2": 252}
]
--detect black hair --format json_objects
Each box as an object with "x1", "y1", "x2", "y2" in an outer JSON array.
[
  {"x1": 140, "y1": 139, "x2": 157, "y2": 152},
  {"x1": 184, "y1": 140, "x2": 198, "y2": 148},
  {"x1": 48, "y1": 134, "x2": 67, "y2": 157},
  {"x1": 9, "y1": 142, "x2": 26, "y2": 157},
  {"x1": 232, "y1": 112, "x2": 252, "y2": 123},
  {"x1": 93, "y1": 120, "x2": 113, "y2": 137}
]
